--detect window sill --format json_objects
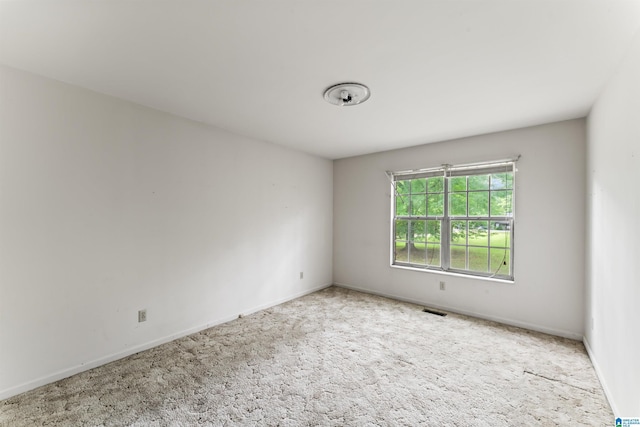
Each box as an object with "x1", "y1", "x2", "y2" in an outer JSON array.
[{"x1": 389, "y1": 264, "x2": 515, "y2": 284}]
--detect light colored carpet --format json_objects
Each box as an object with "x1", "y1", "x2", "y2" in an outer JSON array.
[{"x1": 1, "y1": 286, "x2": 612, "y2": 426}]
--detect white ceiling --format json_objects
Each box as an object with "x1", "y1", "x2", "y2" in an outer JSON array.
[{"x1": 2, "y1": 1, "x2": 639, "y2": 159}]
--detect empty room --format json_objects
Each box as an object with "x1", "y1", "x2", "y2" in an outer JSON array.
[{"x1": 1, "y1": 0, "x2": 639, "y2": 425}]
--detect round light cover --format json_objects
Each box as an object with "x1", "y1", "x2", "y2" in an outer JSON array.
[{"x1": 323, "y1": 83, "x2": 370, "y2": 106}]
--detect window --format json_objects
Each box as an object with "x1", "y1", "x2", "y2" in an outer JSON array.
[{"x1": 391, "y1": 160, "x2": 515, "y2": 280}]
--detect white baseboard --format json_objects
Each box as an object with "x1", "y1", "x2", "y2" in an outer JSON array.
[
  {"x1": 0, "y1": 282, "x2": 332, "y2": 401},
  {"x1": 583, "y1": 336, "x2": 618, "y2": 416},
  {"x1": 333, "y1": 282, "x2": 583, "y2": 340},
  {"x1": 237, "y1": 282, "x2": 333, "y2": 318}
]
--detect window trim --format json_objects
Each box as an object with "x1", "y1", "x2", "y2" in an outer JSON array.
[{"x1": 389, "y1": 159, "x2": 517, "y2": 281}]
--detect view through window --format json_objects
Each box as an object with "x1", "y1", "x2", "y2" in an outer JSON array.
[{"x1": 392, "y1": 161, "x2": 515, "y2": 280}]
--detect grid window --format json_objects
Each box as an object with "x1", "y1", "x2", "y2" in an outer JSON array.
[
  {"x1": 391, "y1": 162, "x2": 515, "y2": 280},
  {"x1": 393, "y1": 176, "x2": 444, "y2": 268}
]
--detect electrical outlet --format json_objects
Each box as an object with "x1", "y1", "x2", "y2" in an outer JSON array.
[
  {"x1": 138, "y1": 309, "x2": 147, "y2": 323},
  {"x1": 300, "y1": 271, "x2": 304, "y2": 279},
  {"x1": 439, "y1": 281, "x2": 446, "y2": 291}
]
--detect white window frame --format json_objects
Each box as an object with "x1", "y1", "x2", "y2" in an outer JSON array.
[{"x1": 390, "y1": 159, "x2": 516, "y2": 281}]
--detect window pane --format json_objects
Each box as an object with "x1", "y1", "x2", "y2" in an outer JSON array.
[
  {"x1": 450, "y1": 245, "x2": 466, "y2": 269},
  {"x1": 411, "y1": 220, "x2": 426, "y2": 243},
  {"x1": 396, "y1": 180, "x2": 410, "y2": 194},
  {"x1": 427, "y1": 177, "x2": 444, "y2": 193},
  {"x1": 395, "y1": 220, "x2": 408, "y2": 240},
  {"x1": 450, "y1": 176, "x2": 467, "y2": 192},
  {"x1": 395, "y1": 194, "x2": 409, "y2": 216},
  {"x1": 468, "y1": 191, "x2": 489, "y2": 216},
  {"x1": 426, "y1": 243, "x2": 441, "y2": 267},
  {"x1": 451, "y1": 220, "x2": 466, "y2": 244},
  {"x1": 490, "y1": 220, "x2": 511, "y2": 232},
  {"x1": 490, "y1": 173, "x2": 513, "y2": 190},
  {"x1": 392, "y1": 163, "x2": 514, "y2": 279},
  {"x1": 450, "y1": 193, "x2": 467, "y2": 216},
  {"x1": 395, "y1": 241, "x2": 408, "y2": 262},
  {"x1": 490, "y1": 248, "x2": 510, "y2": 276},
  {"x1": 468, "y1": 174, "x2": 489, "y2": 191},
  {"x1": 411, "y1": 194, "x2": 426, "y2": 216},
  {"x1": 409, "y1": 243, "x2": 426, "y2": 265},
  {"x1": 411, "y1": 178, "x2": 426, "y2": 194},
  {"x1": 505, "y1": 173, "x2": 513, "y2": 189},
  {"x1": 489, "y1": 224, "x2": 510, "y2": 248},
  {"x1": 427, "y1": 220, "x2": 441, "y2": 243},
  {"x1": 468, "y1": 221, "x2": 489, "y2": 246},
  {"x1": 490, "y1": 190, "x2": 513, "y2": 216},
  {"x1": 427, "y1": 193, "x2": 444, "y2": 216},
  {"x1": 469, "y1": 247, "x2": 489, "y2": 273}
]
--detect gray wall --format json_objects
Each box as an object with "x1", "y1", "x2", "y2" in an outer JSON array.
[
  {"x1": 334, "y1": 119, "x2": 586, "y2": 339},
  {"x1": 0, "y1": 65, "x2": 334, "y2": 399},
  {"x1": 585, "y1": 29, "x2": 640, "y2": 416}
]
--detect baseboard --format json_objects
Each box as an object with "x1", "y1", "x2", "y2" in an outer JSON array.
[
  {"x1": 583, "y1": 336, "x2": 618, "y2": 416},
  {"x1": 238, "y1": 282, "x2": 333, "y2": 318},
  {"x1": 0, "y1": 282, "x2": 332, "y2": 401},
  {"x1": 333, "y1": 282, "x2": 583, "y2": 340}
]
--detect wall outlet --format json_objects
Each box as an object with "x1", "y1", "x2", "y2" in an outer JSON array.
[
  {"x1": 138, "y1": 309, "x2": 147, "y2": 323},
  {"x1": 300, "y1": 271, "x2": 304, "y2": 279},
  {"x1": 439, "y1": 281, "x2": 446, "y2": 291}
]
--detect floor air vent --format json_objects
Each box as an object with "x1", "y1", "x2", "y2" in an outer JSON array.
[{"x1": 422, "y1": 308, "x2": 447, "y2": 317}]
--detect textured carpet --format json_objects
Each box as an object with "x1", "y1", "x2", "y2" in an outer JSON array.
[{"x1": 1, "y1": 286, "x2": 612, "y2": 426}]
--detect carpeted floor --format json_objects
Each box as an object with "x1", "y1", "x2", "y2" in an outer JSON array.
[{"x1": 1, "y1": 286, "x2": 612, "y2": 426}]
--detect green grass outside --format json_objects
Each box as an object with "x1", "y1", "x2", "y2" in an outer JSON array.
[
  {"x1": 396, "y1": 230, "x2": 509, "y2": 249},
  {"x1": 451, "y1": 230, "x2": 510, "y2": 247},
  {"x1": 395, "y1": 230, "x2": 510, "y2": 274}
]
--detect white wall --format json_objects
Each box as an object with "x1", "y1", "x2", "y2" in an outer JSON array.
[
  {"x1": 0, "y1": 65, "x2": 333, "y2": 399},
  {"x1": 334, "y1": 119, "x2": 586, "y2": 339},
  {"x1": 585, "y1": 29, "x2": 640, "y2": 417}
]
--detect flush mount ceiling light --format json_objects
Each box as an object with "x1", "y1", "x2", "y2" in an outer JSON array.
[{"x1": 323, "y1": 82, "x2": 370, "y2": 106}]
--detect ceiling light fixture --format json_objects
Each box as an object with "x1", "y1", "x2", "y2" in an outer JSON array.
[{"x1": 323, "y1": 83, "x2": 370, "y2": 106}]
